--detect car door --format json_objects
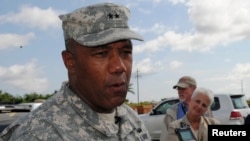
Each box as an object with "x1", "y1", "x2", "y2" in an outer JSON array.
[{"x1": 142, "y1": 99, "x2": 179, "y2": 140}]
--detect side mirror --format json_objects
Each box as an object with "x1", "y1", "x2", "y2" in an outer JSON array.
[{"x1": 149, "y1": 109, "x2": 156, "y2": 115}]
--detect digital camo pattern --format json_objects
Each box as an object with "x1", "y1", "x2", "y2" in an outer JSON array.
[
  {"x1": 59, "y1": 2, "x2": 143, "y2": 47},
  {"x1": 0, "y1": 81, "x2": 151, "y2": 141}
]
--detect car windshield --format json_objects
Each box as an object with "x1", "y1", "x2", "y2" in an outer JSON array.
[
  {"x1": 231, "y1": 95, "x2": 248, "y2": 109},
  {"x1": 152, "y1": 99, "x2": 179, "y2": 115}
]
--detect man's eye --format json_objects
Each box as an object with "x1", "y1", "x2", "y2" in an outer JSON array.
[
  {"x1": 122, "y1": 49, "x2": 132, "y2": 54},
  {"x1": 95, "y1": 51, "x2": 108, "y2": 57}
]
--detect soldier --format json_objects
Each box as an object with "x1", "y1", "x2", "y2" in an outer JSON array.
[{"x1": 0, "y1": 3, "x2": 150, "y2": 141}]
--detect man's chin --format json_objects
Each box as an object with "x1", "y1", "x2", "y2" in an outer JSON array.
[
  {"x1": 179, "y1": 98, "x2": 185, "y2": 102},
  {"x1": 112, "y1": 97, "x2": 126, "y2": 106}
]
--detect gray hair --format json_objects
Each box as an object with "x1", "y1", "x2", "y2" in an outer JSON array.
[{"x1": 191, "y1": 87, "x2": 214, "y2": 107}]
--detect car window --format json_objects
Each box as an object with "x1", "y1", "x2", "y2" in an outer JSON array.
[
  {"x1": 211, "y1": 97, "x2": 220, "y2": 111},
  {"x1": 153, "y1": 99, "x2": 179, "y2": 115},
  {"x1": 231, "y1": 95, "x2": 248, "y2": 109}
]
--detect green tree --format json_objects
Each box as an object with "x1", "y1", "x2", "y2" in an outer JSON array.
[
  {"x1": 128, "y1": 83, "x2": 135, "y2": 94},
  {"x1": 0, "y1": 91, "x2": 16, "y2": 104}
]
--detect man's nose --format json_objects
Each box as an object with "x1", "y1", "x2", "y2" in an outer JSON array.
[{"x1": 108, "y1": 53, "x2": 126, "y2": 74}]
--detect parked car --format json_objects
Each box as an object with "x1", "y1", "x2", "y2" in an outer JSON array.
[
  {"x1": 139, "y1": 94, "x2": 250, "y2": 140},
  {"x1": 11, "y1": 104, "x2": 31, "y2": 112},
  {"x1": 18, "y1": 102, "x2": 43, "y2": 111},
  {"x1": 0, "y1": 104, "x2": 15, "y2": 113},
  {"x1": 0, "y1": 103, "x2": 43, "y2": 133}
]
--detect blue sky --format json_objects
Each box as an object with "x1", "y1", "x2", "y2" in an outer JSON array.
[{"x1": 1, "y1": 0, "x2": 250, "y2": 103}]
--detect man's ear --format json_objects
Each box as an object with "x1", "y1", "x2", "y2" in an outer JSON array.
[{"x1": 62, "y1": 50, "x2": 75, "y2": 73}]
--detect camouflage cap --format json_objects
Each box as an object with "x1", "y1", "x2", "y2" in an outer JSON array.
[
  {"x1": 59, "y1": 3, "x2": 143, "y2": 47},
  {"x1": 173, "y1": 76, "x2": 197, "y2": 89}
]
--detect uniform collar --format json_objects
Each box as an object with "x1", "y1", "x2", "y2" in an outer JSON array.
[{"x1": 62, "y1": 82, "x2": 135, "y2": 138}]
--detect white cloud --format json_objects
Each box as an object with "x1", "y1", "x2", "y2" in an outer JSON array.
[
  {"x1": 152, "y1": 0, "x2": 162, "y2": 3},
  {"x1": 151, "y1": 23, "x2": 171, "y2": 34},
  {"x1": 134, "y1": 34, "x2": 168, "y2": 53},
  {"x1": 136, "y1": 0, "x2": 250, "y2": 53},
  {"x1": 0, "y1": 5, "x2": 63, "y2": 30},
  {"x1": 188, "y1": 0, "x2": 250, "y2": 34},
  {"x1": 132, "y1": 23, "x2": 169, "y2": 35},
  {"x1": 133, "y1": 58, "x2": 163, "y2": 74},
  {"x1": 200, "y1": 63, "x2": 250, "y2": 84},
  {"x1": 0, "y1": 33, "x2": 35, "y2": 50},
  {"x1": 138, "y1": 8, "x2": 152, "y2": 14},
  {"x1": 227, "y1": 63, "x2": 250, "y2": 80},
  {"x1": 168, "y1": 0, "x2": 186, "y2": 5},
  {"x1": 224, "y1": 58, "x2": 231, "y2": 63},
  {"x1": 169, "y1": 60, "x2": 182, "y2": 70},
  {"x1": 203, "y1": 63, "x2": 250, "y2": 94},
  {"x1": 0, "y1": 60, "x2": 49, "y2": 93}
]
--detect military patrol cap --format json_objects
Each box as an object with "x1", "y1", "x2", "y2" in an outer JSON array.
[
  {"x1": 173, "y1": 76, "x2": 197, "y2": 89},
  {"x1": 59, "y1": 2, "x2": 143, "y2": 47}
]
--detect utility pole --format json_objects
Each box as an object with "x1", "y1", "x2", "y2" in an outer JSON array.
[
  {"x1": 241, "y1": 80, "x2": 244, "y2": 94},
  {"x1": 135, "y1": 69, "x2": 141, "y2": 104}
]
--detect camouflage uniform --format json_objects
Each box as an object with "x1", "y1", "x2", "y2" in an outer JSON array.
[{"x1": 0, "y1": 82, "x2": 150, "y2": 141}]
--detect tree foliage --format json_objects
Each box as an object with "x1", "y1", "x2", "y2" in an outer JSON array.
[
  {"x1": 0, "y1": 90, "x2": 54, "y2": 104},
  {"x1": 2, "y1": 88, "x2": 250, "y2": 107}
]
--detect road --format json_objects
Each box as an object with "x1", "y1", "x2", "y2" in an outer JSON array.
[{"x1": 0, "y1": 112, "x2": 28, "y2": 133}]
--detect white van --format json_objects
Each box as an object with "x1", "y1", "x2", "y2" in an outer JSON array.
[{"x1": 212, "y1": 94, "x2": 250, "y2": 124}]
